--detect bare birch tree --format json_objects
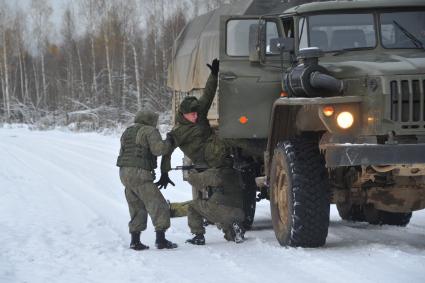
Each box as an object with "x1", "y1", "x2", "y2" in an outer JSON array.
[
  {"x1": 0, "y1": 1, "x2": 12, "y2": 121},
  {"x1": 100, "y1": 0, "x2": 114, "y2": 100},
  {"x1": 14, "y1": 11, "x2": 28, "y2": 105},
  {"x1": 30, "y1": 0, "x2": 52, "y2": 109},
  {"x1": 61, "y1": 8, "x2": 76, "y2": 103},
  {"x1": 115, "y1": 0, "x2": 141, "y2": 110},
  {"x1": 79, "y1": 0, "x2": 102, "y2": 103},
  {"x1": 0, "y1": 0, "x2": 202, "y2": 124}
]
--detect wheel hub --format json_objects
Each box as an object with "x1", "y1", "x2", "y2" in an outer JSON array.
[{"x1": 272, "y1": 152, "x2": 290, "y2": 230}]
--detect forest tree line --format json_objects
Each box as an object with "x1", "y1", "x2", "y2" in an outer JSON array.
[{"x1": 0, "y1": 0, "x2": 233, "y2": 128}]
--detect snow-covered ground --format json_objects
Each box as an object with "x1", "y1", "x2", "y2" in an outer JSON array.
[{"x1": 1, "y1": 126, "x2": 424, "y2": 283}]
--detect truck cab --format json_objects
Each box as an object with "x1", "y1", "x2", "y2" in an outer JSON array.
[{"x1": 219, "y1": 0, "x2": 425, "y2": 247}]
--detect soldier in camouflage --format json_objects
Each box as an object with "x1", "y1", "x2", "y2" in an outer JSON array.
[
  {"x1": 158, "y1": 59, "x2": 245, "y2": 245},
  {"x1": 117, "y1": 110, "x2": 178, "y2": 250}
]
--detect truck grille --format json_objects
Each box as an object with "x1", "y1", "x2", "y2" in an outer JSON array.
[{"x1": 390, "y1": 79, "x2": 425, "y2": 129}]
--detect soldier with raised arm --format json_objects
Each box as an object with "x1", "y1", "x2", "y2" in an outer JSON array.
[{"x1": 157, "y1": 59, "x2": 245, "y2": 245}]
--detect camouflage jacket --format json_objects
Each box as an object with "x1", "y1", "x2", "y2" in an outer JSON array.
[
  {"x1": 161, "y1": 74, "x2": 231, "y2": 173},
  {"x1": 118, "y1": 110, "x2": 172, "y2": 171}
]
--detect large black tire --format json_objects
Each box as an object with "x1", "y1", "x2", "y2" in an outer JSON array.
[
  {"x1": 363, "y1": 204, "x2": 412, "y2": 226},
  {"x1": 270, "y1": 136, "x2": 330, "y2": 247}
]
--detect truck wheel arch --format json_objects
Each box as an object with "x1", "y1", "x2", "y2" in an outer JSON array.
[
  {"x1": 266, "y1": 104, "x2": 299, "y2": 176},
  {"x1": 266, "y1": 102, "x2": 327, "y2": 176}
]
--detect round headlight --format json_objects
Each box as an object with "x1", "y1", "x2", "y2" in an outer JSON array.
[{"x1": 337, "y1": 111, "x2": 354, "y2": 129}]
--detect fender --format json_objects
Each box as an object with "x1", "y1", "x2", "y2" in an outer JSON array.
[{"x1": 265, "y1": 96, "x2": 363, "y2": 176}]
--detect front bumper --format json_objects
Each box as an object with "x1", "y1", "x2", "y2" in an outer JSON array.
[{"x1": 321, "y1": 143, "x2": 425, "y2": 167}]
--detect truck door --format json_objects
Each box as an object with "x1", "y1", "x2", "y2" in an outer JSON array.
[{"x1": 219, "y1": 16, "x2": 290, "y2": 139}]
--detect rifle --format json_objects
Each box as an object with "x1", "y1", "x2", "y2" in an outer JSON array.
[{"x1": 170, "y1": 165, "x2": 208, "y2": 171}]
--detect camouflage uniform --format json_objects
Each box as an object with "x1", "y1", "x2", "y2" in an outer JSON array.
[
  {"x1": 161, "y1": 73, "x2": 245, "y2": 238},
  {"x1": 169, "y1": 200, "x2": 191, "y2": 218},
  {"x1": 117, "y1": 110, "x2": 172, "y2": 234}
]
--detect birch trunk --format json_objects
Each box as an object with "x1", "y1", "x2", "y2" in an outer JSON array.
[
  {"x1": 23, "y1": 53, "x2": 29, "y2": 106},
  {"x1": 132, "y1": 43, "x2": 141, "y2": 110},
  {"x1": 3, "y1": 31, "x2": 10, "y2": 121},
  {"x1": 66, "y1": 51, "x2": 73, "y2": 103},
  {"x1": 33, "y1": 61, "x2": 40, "y2": 108},
  {"x1": 70, "y1": 52, "x2": 74, "y2": 101},
  {"x1": 161, "y1": 0, "x2": 167, "y2": 85},
  {"x1": 153, "y1": 0, "x2": 158, "y2": 82},
  {"x1": 91, "y1": 36, "x2": 97, "y2": 102},
  {"x1": 104, "y1": 31, "x2": 113, "y2": 98},
  {"x1": 0, "y1": 61, "x2": 6, "y2": 119},
  {"x1": 76, "y1": 43, "x2": 84, "y2": 100},
  {"x1": 122, "y1": 37, "x2": 126, "y2": 109},
  {"x1": 18, "y1": 46, "x2": 25, "y2": 104},
  {"x1": 41, "y1": 52, "x2": 47, "y2": 107}
]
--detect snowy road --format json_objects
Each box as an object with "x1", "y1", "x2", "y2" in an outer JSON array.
[{"x1": 1, "y1": 126, "x2": 424, "y2": 283}]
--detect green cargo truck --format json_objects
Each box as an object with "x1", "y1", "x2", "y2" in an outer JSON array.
[{"x1": 168, "y1": 0, "x2": 425, "y2": 247}]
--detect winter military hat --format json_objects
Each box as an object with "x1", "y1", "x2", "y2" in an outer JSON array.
[
  {"x1": 134, "y1": 109, "x2": 158, "y2": 127},
  {"x1": 179, "y1": 96, "x2": 200, "y2": 114}
]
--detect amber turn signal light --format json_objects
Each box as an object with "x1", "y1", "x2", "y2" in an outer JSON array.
[
  {"x1": 239, "y1": 116, "x2": 248, "y2": 124},
  {"x1": 322, "y1": 106, "x2": 335, "y2": 117}
]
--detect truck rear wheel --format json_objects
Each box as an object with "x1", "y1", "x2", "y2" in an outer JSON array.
[
  {"x1": 336, "y1": 202, "x2": 366, "y2": 222},
  {"x1": 363, "y1": 204, "x2": 412, "y2": 226},
  {"x1": 270, "y1": 136, "x2": 330, "y2": 247}
]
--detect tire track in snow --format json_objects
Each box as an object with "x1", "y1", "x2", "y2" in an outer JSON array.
[
  {"x1": 2, "y1": 138, "x2": 126, "y2": 234},
  {"x1": 0, "y1": 133, "x2": 158, "y2": 282}
]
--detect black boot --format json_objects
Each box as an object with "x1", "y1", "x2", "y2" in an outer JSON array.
[
  {"x1": 130, "y1": 232, "x2": 149, "y2": 250},
  {"x1": 223, "y1": 229, "x2": 234, "y2": 242},
  {"x1": 155, "y1": 230, "x2": 178, "y2": 249},
  {"x1": 186, "y1": 233, "x2": 205, "y2": 245}
]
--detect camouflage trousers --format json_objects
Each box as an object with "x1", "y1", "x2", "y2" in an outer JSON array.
[
  {"x1": 119, "y1": 167, "x2": 170, "y2": 233},
  {"x1": 187, "y1": 167, "x2": 245, "y2": 235}
]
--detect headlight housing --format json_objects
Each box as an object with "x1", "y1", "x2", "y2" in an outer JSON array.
[
  {"x1": 336, "y1": 111, "x2": 354, "y2": 129},
  {"x1": 318, "y1": 100, "x2": 362, "y2": 134}
]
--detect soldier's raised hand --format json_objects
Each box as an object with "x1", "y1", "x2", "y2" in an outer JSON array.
[
  {"x1": 207, "y1": 59, "x2": 219, "y2": 77},
  {"x1": 155, "y1": 172, "x2": 175, "y2": 189}
]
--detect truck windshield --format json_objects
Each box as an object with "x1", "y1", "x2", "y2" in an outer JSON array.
[
  {"x1": 300, "y1": 13, "x2": 376, "y2": 52},
  {"x1": 380, "y1": 11, "x2": 425, "y2": 49}
]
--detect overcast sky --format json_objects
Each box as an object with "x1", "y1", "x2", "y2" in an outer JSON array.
[
  {"x1": 9, "y1": 0, "x2": 200, "y2": 47},
  {"x1": 15, "y1": 0, "x2": 71, "y2": 25}
]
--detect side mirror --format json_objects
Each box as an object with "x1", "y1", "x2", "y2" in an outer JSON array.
[
  {"x1": 269, "y1": 37, "x2": 295, "y2": 54},
  {"x1": 249, "y1": 23, "x2": 260, "y2": 62}
]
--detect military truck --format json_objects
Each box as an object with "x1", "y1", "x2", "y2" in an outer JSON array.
[{"x1": 168, "y1": 0, "x2": 425, "y2": 247}]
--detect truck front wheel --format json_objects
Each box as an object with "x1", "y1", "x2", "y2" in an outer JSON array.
[{"x1": 270, "y1": 136, "x2": 330, "y2": 247}]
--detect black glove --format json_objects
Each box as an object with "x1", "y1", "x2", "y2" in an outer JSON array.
[
  {"x1": 155, "y1": 172, "x2": 175, "y2": 189},
  {"x1": 207, "y1": 59, "x2": 219, "y2": 77},
  {"x1": 165, "y1": 132, "x2": 175, "y2": 147}
]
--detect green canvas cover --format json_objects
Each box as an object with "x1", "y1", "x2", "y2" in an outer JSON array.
[
  {"x1": 167, "y1": 0, "x2": 319, "y2": 92},
  {"x1": 167, "y1": 0, "x2": 252, "y2": 92}
]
